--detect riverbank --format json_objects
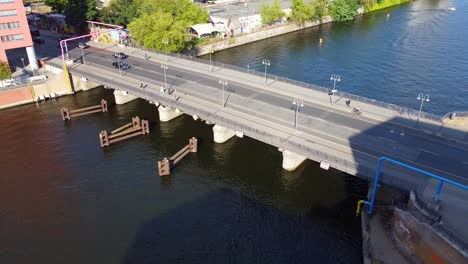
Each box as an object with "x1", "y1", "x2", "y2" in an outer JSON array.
[
  {"x1": 0, "y1": 66, "x2": 100, "y2": 110},
  {"x1": 365, "y1": 0, "x2": 410, "y2": 13},
  {"x1": 195, "y1": 16, "x2": 333, "y2": 56},
  {"x1": 195, "y1": 0, "x2": 411, "y2": 56}
]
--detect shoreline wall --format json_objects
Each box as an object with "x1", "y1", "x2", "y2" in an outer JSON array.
[{"x1": 195, "y1": 0, "x2": 411, "y2": 56}]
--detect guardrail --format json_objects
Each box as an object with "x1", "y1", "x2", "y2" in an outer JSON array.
[
  {"x1": 127, "y1": 41, "x2": 444, "y2": 122},
  {"x1": 394, "y1": 202, "x2": 466, "y2": 252}
]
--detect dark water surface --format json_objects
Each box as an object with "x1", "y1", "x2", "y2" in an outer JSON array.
[
  {"x1": 209, "y1": 0, "x2": 468, "y2": 115},
  {"x1": 5, "y1": 0, "x2": 464, "y2": 262},
  {"x1": 0, "y1": 88, "x2": 367, "y2": 263}
]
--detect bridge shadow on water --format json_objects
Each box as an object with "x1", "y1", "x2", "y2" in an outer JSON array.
[{"x1": 123, "y1": 188, "x2": 363, "y2": 264}]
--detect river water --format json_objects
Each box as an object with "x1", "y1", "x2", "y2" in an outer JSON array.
[
  {"x1": 2, "y1": 0, "x2": 465, "y2": 263},
  {"x1": 210, "y1": 0, "x2": 468, "y2": 115},
  {"x1": 0, "y1": 88, "x2": 367, "y2": 263}
]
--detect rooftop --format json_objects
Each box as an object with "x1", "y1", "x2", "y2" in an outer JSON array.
[{"x1": 205, "y1": 0, "x2": 291, "y2": 19}]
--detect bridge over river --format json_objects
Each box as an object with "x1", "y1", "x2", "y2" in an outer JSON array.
[
  {"x1": 51, "y1": 43, "x2": 468, "y2": 185},
  {"x1": 48, "y1": 42, "x2": 468, "y2": 234}
]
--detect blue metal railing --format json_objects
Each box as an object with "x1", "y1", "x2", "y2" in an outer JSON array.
[{"x1": 363, "y1": 157, "x2": 468, "y2": 215}]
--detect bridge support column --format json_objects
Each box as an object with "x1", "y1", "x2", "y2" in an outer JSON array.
[
  {"x1": 158, "y1": 106, "x2": 183, "y2": 122},
  {"x1": 281, "y1": 150, "x2": 306, "y2": 171},
  {"x1": 114, "y1": 90, "x2": 138, "y2": 105},
  {"x1": 213, "y1": 124, "x2": 236, "y2": 143}
]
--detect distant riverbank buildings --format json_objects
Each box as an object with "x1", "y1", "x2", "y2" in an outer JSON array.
[
  {"x1": 0, "y1": 0, "x2": 38, "y2": 70},
  {"x1": 191, "y1": 0, "x2": 291, "y2": 38}
]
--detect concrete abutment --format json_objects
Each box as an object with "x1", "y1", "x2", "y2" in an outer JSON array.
[
  {"x1": 213, "y1": 125, "x2": 236, "y2": 143},
  {"x1": 158, "y1": 105, "x2": 183, "y2": 122},
  {"x1": 114, "y1": 90, "x2": 138, "y2": 105},
  {"x1": 281, "y1": 150, "x2": 307, "y2": 171}
]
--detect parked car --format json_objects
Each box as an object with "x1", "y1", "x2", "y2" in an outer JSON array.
[
  {"x1": 112, "y1": 61, "x2": 130, "y2": 70},
  {"x1": 112, "y1": 52, "x2": 128, "y2": 59},
  {"x1": 32, "y1": 36, "x2": 44, "y2": 44},
  {"x1": 30, "y1": 29, "x2": 40, "y2": 37},
  {"x1": 78, "y1": 42, "x2": 88, "y2": 49}
]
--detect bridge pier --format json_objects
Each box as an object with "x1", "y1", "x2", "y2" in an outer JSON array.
[
  {"x1": 213, "y1": 125, "x2": 236, "y2": 143},
  {"x1": 158, "y1": 106, "x2": 183, "y2": 122},
  {"x1": 114, "y1": 90, "x2": 138, "y2": 105},
  {"x1": 281, "y1": 150, "x2": 307, "y2": 171}
]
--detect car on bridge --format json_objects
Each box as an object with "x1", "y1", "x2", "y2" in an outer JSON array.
[
  {"x1": 78, "y1": 42, "x2": 88, "y2": 49},
  {"x1": 32, "y1": 36, "x2": 44, "y2": 44},
  {"x1": 112, "y1": 61, "x2": 130, "y2": 70},
  {"x1": 113, "y1": 52, "x2": 128, "y2": 59}
]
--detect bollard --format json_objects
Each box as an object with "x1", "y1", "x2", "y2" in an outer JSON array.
[
  {"x1": 99, "y1": 130, "x2": 109, "y2": 147},
  {"x1": 132, "y1": 116, "x2": 141, "y2": 128},
  {"x1": 61, "y1": 107, "x2": 70, "y2": 120},
  {"x1": 189, "y1": 137, "x2": 198, "y2": 152},
  {"x1": 101, "y1": 99, "x2": 108, "y2": 112},
  {"x1": 158, "y1": 158, "x2": 171, "y2": 176},
  {"x1": 141, "y1": 120, "x2": 150, "y2": 134}
]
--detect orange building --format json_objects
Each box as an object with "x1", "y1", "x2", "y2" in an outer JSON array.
[{"x1": 0, "y1": 0, "x2": 38, "y2": 69}]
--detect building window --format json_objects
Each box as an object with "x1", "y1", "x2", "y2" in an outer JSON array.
[
  {"x1": 0, "y1": 0, "x2": 15, "y2": 3},
  {"x1": 0, "y1": 9, "x2": 17, "y2": 17},
  {"x1": 1, "y1": 34, "x2": 24, "y2": 42},
  {"x1": 0, "y1": 21, "x2": 20, "y2": 30}
]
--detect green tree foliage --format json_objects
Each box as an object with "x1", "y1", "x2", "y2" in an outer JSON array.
[
  {"x1": 99, "y1": 0, "x2": 139, "y2": 27},
  {"x1": 260, "y1": 0, "x2": 286, "y2": 25},
  {"x1": 312, "y1": 0, "x2": 328, "y2": 19},
  {"x1": 0, "y1": 61, "x2": 11, "y2": 81},
  {"x1": 329, "y1": 0, "x2": 360, "y2": 22},
  {"x1": 128, "y1": 0, "x2": 208, "y2": 52},
  {"x1": 64, "y1": 0, "x2": 88, "y2": 30},
  {"x1": 291, "y1": 0, "x2": 314, "y2": 24},
  {"x1": 290, "y1": 0, "x2": 326, "y2": 24},
  {"x1": 45, "y1": 0, "x2": 68, "y2": 13},
  {"x1": 86, "y1": 0, "x2": 101, "y2": 21}
]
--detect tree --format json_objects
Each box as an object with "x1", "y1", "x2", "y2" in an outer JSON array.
[
  {"x1": 0, "y1": 61, "x2": 11, "y2": 81},
  {"x1": 329, "y1": 0, "x2": 360, "y2": 22},
  {"x1": 86, "y1": 0, "x2": 101, "y2": 21},
  {"x1": 99, "y1": 0, "x2": 139, "y2": 27},
  {"x1": 312, "y1": 0, "x2": 328, "y2": 19},
  {"x1": 45, "y1": 0, "x2": 68, "y2": 13},
  {"x1": 260, "y1": 0, "x2": 286, "y2": 25},
  {"x1": 291, "y1": 0, "x2": 314, "y2": 25},
  {"x1": 64, "y1": 0, "x2": 87, "y2": 31},
  {"x1": 128, "y1": 0, "x2": 208, "y2": 52}
]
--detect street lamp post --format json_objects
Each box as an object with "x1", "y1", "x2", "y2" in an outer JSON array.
[
  {"x1": 117, "y1": 58, "x2": 122, "y2": 78},
  {"x1": 329, "y1": 74, "x2": 340, "y2": 104},
  {"x1": 162, "y1": 39, "x2": 169, "y2": 62},
  {"x1": 219, "y1": 80, "x2": 228, "y2": 107},
  {"x1": 161, "y1": 64, "x2": 168, "y2": 89},
  {"x1": 80, "y1": 46, "x2": 86, "y2": 64},
  {"x1": 209, "y1": 49, "x2": 214, "y2": 72},
  {"x1": 292, "y1": 98, "x2": 304, "y2": 130},
  {"x1": 262, "y1": 59, "x2": 270, "y2": 85},
  {"x1": 416, "y1": 93, "x2": 430, "y2": 126}
]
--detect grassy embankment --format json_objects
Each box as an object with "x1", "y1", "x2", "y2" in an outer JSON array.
[{"x1": 365, "y1": 0, "x2": 410, "y2": 12}]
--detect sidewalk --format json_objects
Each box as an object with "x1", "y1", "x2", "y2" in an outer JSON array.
[{"x1": 88, "y1": 41, "x2": 467, "y2": 144}]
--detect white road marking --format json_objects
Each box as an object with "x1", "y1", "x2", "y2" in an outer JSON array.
[
  {"x1": 379, "y1": 137, "x2": 397, "y2": 143},
  {"x1": 419, "y1": 149, "x2": 441, "y2": 156}
]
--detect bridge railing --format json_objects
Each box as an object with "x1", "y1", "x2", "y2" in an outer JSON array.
[{"x1": 128, "y1": 41, "x2": 444, "y2": 122}]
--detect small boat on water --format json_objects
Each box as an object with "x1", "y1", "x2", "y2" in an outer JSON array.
[{"x1": 448, "y1": 7, "x2": 456, "y2": 11}]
